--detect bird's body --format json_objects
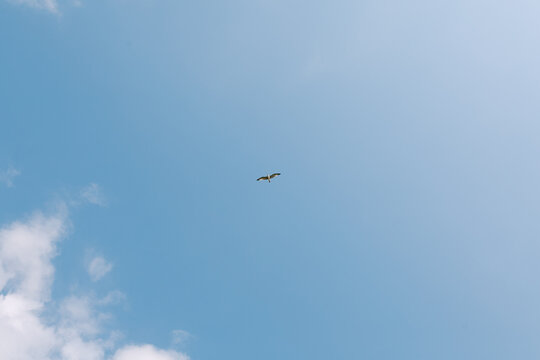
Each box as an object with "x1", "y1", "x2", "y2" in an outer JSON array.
[{"x1": 257, "y1": 173, "x2": 281, "y2": 182}]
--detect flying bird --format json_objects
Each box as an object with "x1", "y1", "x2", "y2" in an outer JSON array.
[{"x1": 257, "y1": 173, "x2": 281, "y2": 182}]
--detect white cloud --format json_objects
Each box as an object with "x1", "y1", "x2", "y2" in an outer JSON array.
[
  {"x1": 8, "y1": 0, "x2": 59, "y2": 13},
  {"x1": 0, "y1": 293, "x2": 57, "y2": 359},
  {"x1": 0, "y1": 207, "x2": 189, "y2": 360},
  {"x1": 0, "y1": 166, "x2": 21, "y2": 188},
  {"x1": 112, "y1": 345, "x2": 188, "y2": 360},
  {"x1": 0, "y1": 210, "x2": 65, "y2": 301},
  {"x1": 87, "y1": 256, "x2": 113, "y2": 282},
  {"x1": 0, "y1": 210, "x2": 66, "y2": 359},
  {"x1": 80, "y1": 183, "x2": 107, "y2": 207}
]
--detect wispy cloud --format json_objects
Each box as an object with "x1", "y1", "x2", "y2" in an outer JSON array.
[
  {"x1": 0, "y1": 166, "x2": 20, "y2": 188},
  {"x1": 87, "y1": 255, "x2": 113, "y2": 282},
  {"x1": 0, "y1": 207, "x2": 188, "y2": 360},
  {"x1": 98, "y1": 290, "x2": 126, "y2": 306},
  {"x1": 171, "y1": 329, "x2": 193, "y2": 347},
  {"x1": 80, "y1": 183, "x2": 107, "y2": 207},
  {"x1": 113, "y1": 345, "x2": 188, "y2": 360},
  {"x1": 8, "y1": 0, "x2": 59, "y2": 13}
]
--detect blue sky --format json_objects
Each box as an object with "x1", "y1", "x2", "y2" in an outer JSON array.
[{"x1": 2, "y1": 0, "x2": 540, "y2": 359}]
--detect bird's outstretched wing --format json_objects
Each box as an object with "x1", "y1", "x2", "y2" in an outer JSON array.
[
  {"x1": 269, "y1": 173, "x2": 281, "y2": 179},
  {"x1": 257, "y1": 176, "x2": 268, "y2": 181}
]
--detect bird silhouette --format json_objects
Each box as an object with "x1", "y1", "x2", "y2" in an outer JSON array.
[{"x1": 257, "y1": 173, "x2": 281, "y2": 182}]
